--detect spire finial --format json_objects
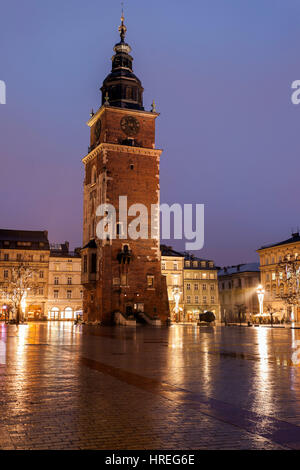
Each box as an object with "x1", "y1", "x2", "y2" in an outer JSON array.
[{"x1": 118, "y1": 2, "x2": 127, "y2": 42}]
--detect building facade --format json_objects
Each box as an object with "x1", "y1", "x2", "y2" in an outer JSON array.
[
  {"x1": 0, "y1": 230, "x2": 83, "y2": 322},
  {"x1": 47, "y1": 243, "x2": 83, "y2": 321},
  {"x1": 183, "y1": 255, "x2": 220, "y2": 322},
  {"x1": 0, "y1": 229, "x2": 50, "y2": 320},
  {"x1": 161, "y1": 246, "x2": 184, "y2": 322},
  {"x1": 81, "y1": 15, "x2": 169, "y2": 324},
  {"x1": 257, "y1": 232, "x2": 300, "y2": 322},
  {"x1": 218, "y1": 263, "x2": 260, "y2": 322}
]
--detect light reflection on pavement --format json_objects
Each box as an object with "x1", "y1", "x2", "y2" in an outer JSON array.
[{"x1": 0, "y1": 322, "x2": 300, "y2": 449}]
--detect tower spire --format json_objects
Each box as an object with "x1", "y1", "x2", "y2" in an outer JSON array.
[
  {"x1": 118, "y1": 2, "x2": 127, "y2": 43},
  {"x1": 100, "y1": 6, "x2": 144, "y2": 110}
]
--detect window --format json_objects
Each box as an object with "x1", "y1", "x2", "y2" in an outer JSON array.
[
  {"x1": 4, "y1": 270, "x2": 8, "y2": 279},
  {"x1": 193, "y1": 261, "x2": 198, "y2": 267},
  {"x1": 210, "y1": 273, "x2": 215, "y2": 279},
  {"x1": 266, "y1": 273, "x2": 270, "y2": 281},
  {"x1": 187, "y1": 295, "x2": 191, "y2": 304},
  {"x1": 211, "y1": 296, "x2": 215, "y2": 304},
  {"x1": 28, "y1": 255, "x2": 33, "y2": 262},
  {"x1": 271, "y1": 257, "x2": 275, "y2": 264},
  {"x1": 39, "y1": 271, "x2": 44, "y2": 279},
  {"x1": 195, "y1": 295, "x2": 199, "y2": 304},
  {"x1": 16, "y1": 254, "x2": 22, "y2": 261},
  {"x1": 202, "y1": 284, "x2": 207, "y2": 291},
  {"x1": 173, "y1": 262, "x2": 178, "y2": 270},
  {"x1": 64, "y1": 307, "x2": 73, "y2": 320},
  {"x1": 67, "y1": 277, "x2": 72, "y2": 285},
  {"x1": 80, "y1": 290, "x2": 83, "y2": 299},
  {"x1": 4, "y1": 254, "x2": 9, "y2": 261},
  {"x1": 194, "y1": 283, "x2": 199, "y2": 291},
  {"x1": 202, "y1": 273, "x2": 207, "y2": 279},
  {"x1": 272, "y1": 272, "x2": 276, "y2": 281},
  {"x1": 54, "y1": 290, "x2": 59, "y2": 299},
  {"x1": 211, "y1": 284, "x2": 215, "y2": 291},
  {"x1": 39, "y1": 287, "x2": 44, "y2": 296},
  {"x1": 203, "y1": 296, "x2": 207, "y2": 304},
  {"x1": 116, "y1": 222, "x2": 124, "y2": 237},
  {"x1": 147, "y1": 275, "x2": 154, "y2": 288},
  {"x1": 40, "y1": 255, "x2": 44, "y2": 262},
  {"x1": 91, "y1": 253, "x2": 97, "y2": 273},
  {"x1": 67, "y1": 290, "x2": 72, "y2": 299},
  {"x1": 54, "y1": 277, "x2": 59, "y2": 285},
  {"x1": 186, "y1": 283, "x2": 191, "y2": 291},
  {"x1": 91, "y1": 166, "x2": 97, "y2": 184},
  {"x1": 201, "y1": 262, "x2": 206, "y2": 267},
  {"x1": 185, "y1": 261, "x2": 190, "y2": 267},
  {"x1": 162, "y1": 262, "x2": 166, "y2": 270},
  {"x1": 83, "y1": 255, "x2": 87, "y2": 273}
]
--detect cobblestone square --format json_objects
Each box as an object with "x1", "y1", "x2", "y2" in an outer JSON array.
[{"x1": 1, "y1": 322, "x2": 300, "y2": 450}]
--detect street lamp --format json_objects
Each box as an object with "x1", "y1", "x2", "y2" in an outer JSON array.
[
  {"x1": 2, "y1": 305, "x2": 7, "y2": 323},
  {"x1": 256, "y1": 284, "x2": 265, "y2": 316}
]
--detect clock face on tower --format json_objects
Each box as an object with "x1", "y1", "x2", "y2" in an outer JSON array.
[
  {"x1": 95, "y1": 119, "x2": 102, "y2": 142},
  {"x1": 120, "y1": 115, "x2": 140, "y2": 137}
]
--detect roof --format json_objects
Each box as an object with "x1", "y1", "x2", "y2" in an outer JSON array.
[
  {"x1": 82, "y1": 239, "x2": 97, "y2": 250},
  {"x1": 0, "y1": 229, "x2": 49, "y2": 250},
  {"x1": 218, "y1": 263, "x2": 260, "y2": 277},
  {"x1": 258, "y1": 233, "x2": 300, "y2": 251},
  {"x1": 160, "y1": 245, "x2": 184, "y2": 257}
]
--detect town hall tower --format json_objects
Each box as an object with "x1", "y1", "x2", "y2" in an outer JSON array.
[{"x1": 81, "y1": 14, "x2": 169, "y2": 324}]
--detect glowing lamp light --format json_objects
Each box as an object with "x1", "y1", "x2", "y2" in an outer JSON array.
[{"x1": 256, "y1": 284, "x2": 265, "y2": 315}]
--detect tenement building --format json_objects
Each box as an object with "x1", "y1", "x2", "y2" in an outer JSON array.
[
  {"x1": 218, "y1": 263, "x2": 260, "y2": 322},
  {"x1": 81, "y1": 14, "x2": 169, "y2": 324},
  {"x1": 183, "y1": 254, "x2": 220, "y2": 322},
  {"x1": 257, "y1": 232, "x2": 300, "y2": 322},
  {"x1": 47, "y1": 243, "x2": 83, "y2": 321},
  {"x1": 161, "y1": 246, "x2": 184, "y2": 322},
  {"x1": 0, "y1": 229, "x2": 50, "y2": 320},
  {"x1": 0, "y1": 230, "x2": 83, "y2": 322}
]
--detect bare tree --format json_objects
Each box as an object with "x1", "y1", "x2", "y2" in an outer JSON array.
[
  {"x1": 276, "y1": 255, "x2": 300, "y2": 321},
  {"x1": 235, "y1": 303, "x2": 246, "y2": 325},
  {"x1": 0, "y1": 263, "x2": 39, "y2": 324}
]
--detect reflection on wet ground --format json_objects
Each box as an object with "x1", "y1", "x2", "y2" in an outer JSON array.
[{"x1": 0, "y1": 322, "x2": 300, "y2": 449}]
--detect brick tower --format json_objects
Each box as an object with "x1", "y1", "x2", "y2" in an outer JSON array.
[{"x1": 81, "y1": 13, "x2": 169, "y2": 324}]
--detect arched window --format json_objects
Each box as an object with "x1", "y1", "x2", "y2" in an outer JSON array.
[{"x1": 64, "y1": 307, "x2": 73, "y2": 320}]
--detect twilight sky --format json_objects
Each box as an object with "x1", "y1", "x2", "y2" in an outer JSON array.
[{"x1": 1, "y1": 0, "x2": 300, "y2": 266}]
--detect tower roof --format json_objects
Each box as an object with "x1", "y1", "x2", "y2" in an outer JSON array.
[{"x1": 100, "y1": 11, "x2": 144, "y2": 110}]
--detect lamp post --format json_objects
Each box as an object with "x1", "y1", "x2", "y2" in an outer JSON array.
[
  {"x1": 2, "y1": 305, "x2": 7, "y2": 323},
  {"x1": 173, "y1": 288, "x2": 182, "y2": 322},
  {"x1": 256, "y1": 284, "x2": 265, "y2": 316}
]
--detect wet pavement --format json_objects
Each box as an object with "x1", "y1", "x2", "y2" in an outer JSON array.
[{"x1": 1, "y1": 322, "x2": 300, "y2": 449}]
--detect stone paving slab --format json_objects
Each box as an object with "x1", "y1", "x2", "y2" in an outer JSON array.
[{"x1": 0, "y1": 323, "x2": 300, "y2": 449}]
